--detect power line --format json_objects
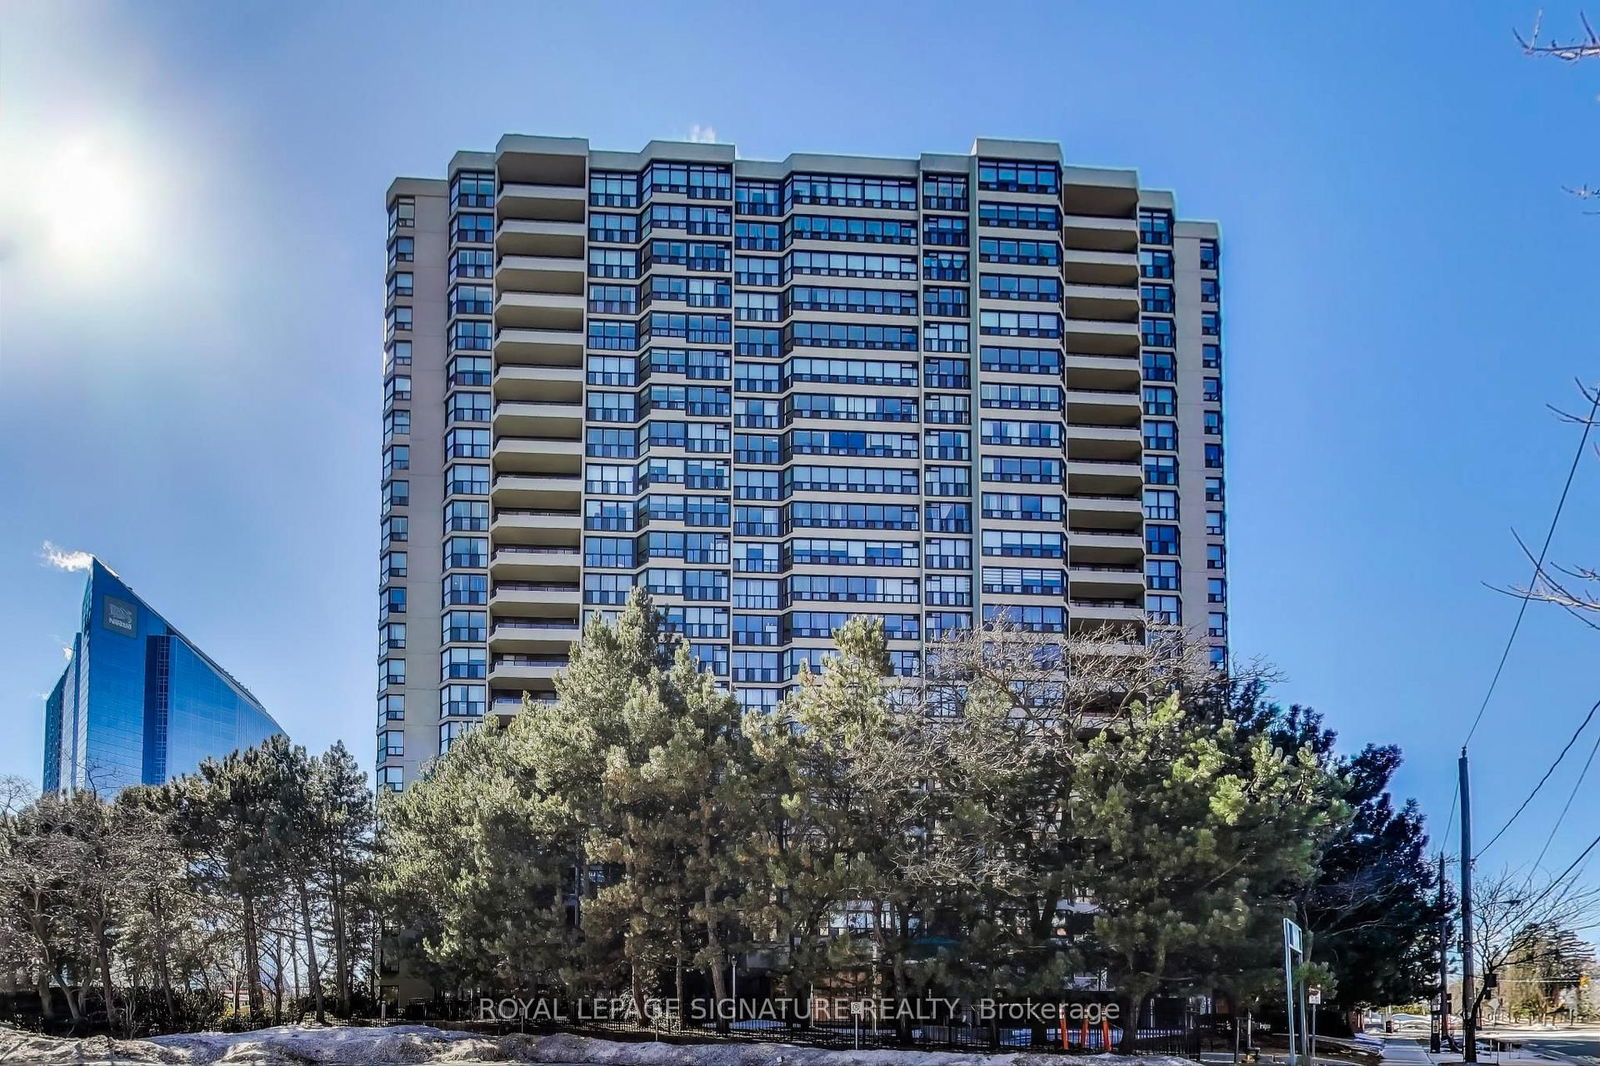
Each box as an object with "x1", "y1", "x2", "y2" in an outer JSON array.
[
  {"x1": 1475, "y1": 696, "x2": 1600, "y2": 858},
  {"x1": 1462, "y1": 388, "x2": 1600, "y2": 747},
  {"x1": 1528, "y1": 726, "x2": 1600, "y2": 879}
]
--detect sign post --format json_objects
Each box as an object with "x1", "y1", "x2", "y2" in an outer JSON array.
[{"x1": 1284, "y1": 919, "x2": 1303, "y2": 1066}]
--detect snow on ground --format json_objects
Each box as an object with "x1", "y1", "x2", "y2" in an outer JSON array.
[{"x1": 0, "y1": 1023, "x2": 1203, "y2": 1066}]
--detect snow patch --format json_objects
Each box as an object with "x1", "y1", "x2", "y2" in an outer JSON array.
[{"x1": 0, "y1": 1023, "x2": 1203, "y2": 1066}]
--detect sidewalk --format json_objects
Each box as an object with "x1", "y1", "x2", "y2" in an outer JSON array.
[{"x1": 1377, "y1": 1033, "x2": 1575, "y2": 1066}]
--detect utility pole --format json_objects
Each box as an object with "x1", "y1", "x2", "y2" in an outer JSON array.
[
  {"x1": 1435, "y1": 851, "x2": 1448, "y2": 1053},
  {"x1": 1460, "y1": 750, "x2": 1477, "y2": 1063}
]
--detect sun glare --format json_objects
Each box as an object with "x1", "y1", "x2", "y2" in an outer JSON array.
[{"x1": 40, "y1": 137, "x2": 152, "y2": 272}]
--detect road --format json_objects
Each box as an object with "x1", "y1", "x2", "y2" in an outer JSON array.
[{"x1": 1482, "y1": 1027, "x2": 1600, "y2": 1066}]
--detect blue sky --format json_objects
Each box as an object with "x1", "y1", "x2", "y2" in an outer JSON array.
[{"x1": 1, "y1": 1, "x2": 1596, "y2": 883}]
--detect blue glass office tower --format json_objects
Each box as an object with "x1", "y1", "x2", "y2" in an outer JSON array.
[{"x1": 41, "y1": 559, "x2": 285, "y2": 794}]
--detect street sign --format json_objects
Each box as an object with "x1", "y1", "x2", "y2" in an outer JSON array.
[
  {"x1": 1284, "y1": 918, "x2": 1302, "y2": 955},
  {"x1": 1308, "y1": 988, "x2": 1321, "y2": 1005}
]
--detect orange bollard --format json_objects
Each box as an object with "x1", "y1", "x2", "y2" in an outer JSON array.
[
  {"x1": 1060, "y1": 1004, "x2": 1068, "y2": 1049},
  {"x1": 1081, "y1": 1019, "x2": 1089, "y2": 1048},
  {"x1": 1102, "y1": 1017, "x2": 1112, "y2": 1049}
]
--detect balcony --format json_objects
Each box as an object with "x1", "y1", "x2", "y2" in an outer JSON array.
[
  {"x1": 493, "y1": 327, "x2": 583, "y2": 367},
  {"x1": 497, "y1": 182, "x2": 586, "y2": 222},
  {"x1": 1060, "y1": 248, "x2": 1139, "y2": 287},
  {"x1": 1069, "y1": 601, "x2": 1146, "y2": 628},
  {"x1": 495, "y1": 290, "x2": 585, "y2": 331},
  {"x1": 1063, "y1": 283, "x2": 1139, "y2": 323},
  {"x1": 1065, "y1": 388, "x2": 1141, "y2": 427},
  {"x1": 496, "y1": 254, "x2": 584, "y2": 295},
  {"x1": 495, "y1": 218, "x2": 584, "y2": 257},
  {"x1": 1062, "y1": 317, "x2": 1139, "y2": 356},
  {"x1": 491, "y1": 473, "x2": 582, "y2": 509},
  {"x1": 1067, "y1": 493, "x2": 1143, "y2": 525},
  {"x1": 490, "y1": 545, "x2": 582, "y2": 581},
  {"x1": 494, "y1": 364, "x2": 583, "y2": 404},
  {"x1": 1067, "y1": 564, "x2": 1146, "y2": 598},
  {"x1": 490, "y1": 508, "x2": 582, "y2": 546},
  {"x1": 490, "y1": 581, "x2": 582, "y2": 614},
  {"x1": 1061, "y1": 215, "x2": 1139, "y2": 253},
  {"x1": 1066, "y1": 458, "x2": 1143, "y2": 495},
  {"x1": 488, "y1": 654, "x2": 567, "y2": 687},
  {"x1": 492, "y1": 400, "x2": 582, "y2": 438},
  {"x1": 492, "y1": 435, "x2": 583, "y2": 476},
  {"x1": 490, "y1": 618, "x2": 582, "y2": 652}
]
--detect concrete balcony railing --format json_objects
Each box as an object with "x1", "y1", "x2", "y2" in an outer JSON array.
[
  {"x1": 495, "y1": 255, "x2": 584, "y2": 296},
  {"x1": 493, "y1": 364, "x2": 583, "y2": 404}
]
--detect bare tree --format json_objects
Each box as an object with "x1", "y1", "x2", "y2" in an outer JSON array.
[
  {"x1": 1517, "y1": 11, "x2": 1600, "y2": 202},
  {"x1": 1468, "y1": 867, "x2": 1600, "y2": 1026},
  {"x1": 1501, "y1": 381, "x2": 1600, "y2": 625}
]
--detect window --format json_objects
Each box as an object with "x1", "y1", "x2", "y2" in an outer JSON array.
[
  {"x1": 1146, "y1": 524, "x2": 1179, "y2": 556},
  {"x1": 386, "y1": 306, "x2": 411, "y2": 334},
  {"x1": 981, "y1": 529, "x2": 1063, "y2": 559},
  {"x1": 454, "y1": 213, "x2": 493, "y2": 244},
  {"x1": 387, "y1": 196, "x2": 414, "y2": 233},
  {"x1": 442, "y1": 646, "x2": 487, "y2": 680},
  {"x1": 1208, "y1": 611, "x2": 1227, "y2": 639},
  {"x1": 982, "y1": 456, "x2": 1062, "y2": 484},
  {"x1": 978, "y1": 159, "x2": 1060, "y2": 193},
  {"x1": 444, "y1": 605, "x2": 486, "y2": 640},
  {"x1": 1204, "y1": 410, "x2": 1222, "y2": 436},
  {"x1": 733, "y1": 578, "x2": 780, "y2": 610},
  {"x1": 385, "y1": 340, "x2": 411, "y2": 369},
  {"x1": 383, "y1": 479, "x2": 409, "y2": 510},
  {"x1": 378, "y1": 693, "x2": 405, "y2": 722},
  {"x1": 789, "y1": 173, "x2": 917, "y2": 210},
  {"x1": 980, "y1": 310, "x2": 1061, "y2": 338},
  {"x1": 1203, "y1": 344, "x2": 1222, "y2": 369},
  {"x1": 922, "y1": 173, "x2": 969, "y2": 210},
  {"x1": 1201, "y1": 278, "x2": 1221, "y2": 304},
  {"x1": 1143, "y1": 385, "x2": 1176, "y2": 416},
  {"x1": 981, "y1": 346, "x2": 1060, "y2": 375},
  {"x1": 925, "y1": 503, "x2": 971, "y2": 534},
  {"x1": 1205, "y1": 442, "x2": 1224, "y2": 468},
  {"x1": 388, "y1": 236, "x2": 414, "y2": 266},
  {"x1": 1199, "y1": 239, "x2": 1219, "y2": 270},
  {"x1": 1202, "y1": 311, "x2": 1221, "y2": 336},
  {"x1": 981, "y1": 492, "x2": 1062, "y2": 521},
  {"x1": 981, "y1": 383, "x2": 1062, "y2": 411},
  {"x1": 982, "y1": 604, "x2": 1064, "y2": 632},
  {"x1": 446, "y1": 463, "x2": 489, "y2": 496},
  {"x1": 924, "y1": 394, "x2": 970, "y2": 425},
  {"x1": 1146, "y1": 560, "x2": 1179, "y2": 591},
  {"x1": 1141, "y1": 317, "x2": 1175, "y2": 348},
  {"x1": 381, "y1": 550, "x2": 407, "y2": 579},
  {"x1": 923, "y1": 322, "x2": 969, "y2": 353},
  {"x1": 1205, "y1": 476, "x2": 1225, "y2": 502},
  {"x1": 1203, "y1": 377, "x2": 1222, "y2": 403},
  {"x1": 584, "y1": 572, "x2": 632, "y2": 605},
  {"x1": 1142, "y1": 351, "x2": 1176, "y2": 382},
  {"x1": 1140, "y1": 284, "x2": 1174, "y2": 313},
  {"x1": 978, "y1": 202, "x2": 1060, "y2": 230},
  {"x1": 450, "y1": 248, "x2": 493, "y2": 279},
  {"x1": 924, "y1": 429, "x2": 969, "y2": 461},
  {"x1": 1139, "y1": 249, "x2": 1173, "y2": 278},
  {"x1": 589, "y1": 247, "x2": 640, "y2": 279},
  {"x1": 444, "y1": 500, "x2": 488, "y2": 532},
  {"x1": 1146, "y1": 594, "x2": 1181, "y2": 626},
  {"x1": 924, "y1": 358, "x2": 970, "y2": 390},
  {"x1": 383, "y1": 409, "x2": 410, "y2": 440},
  {"x1": 589, "y1": 170, "x2": 640, "y2": 207},
  {"x1": 924, "y1": 465, "x2": 971, "y2": 498},
  {"x1": 1143, "y1": 489, "x2": 1178, "y2": 521},
  {"x1": 736, "y1": 221, "x2": 782, "y2": 250},
  {"x1": 1207, "y1": 544, "x2": 1226, "y2": 570},
  {"x1": 380, "y1": 657, "x2": 405, "y2": 687},
  {"x1": 447, "y1": 390, "x2": 491, "y2": 425},
  {"x1": 923, "y1": 286, "x2": 968, "y2": 317},
  {"x1": 736, "y1": 179, "x2": 783, "y2": 216},
  {"x1": 1143, "y1": 420, "x2": 1178, "y2": 451},
  {"x1": 983, "y1": 274, "x2": 1063, "y2": 303},
  {"x1": 443, "y1": 535, "x2": 487, "y2": 570},
  {"x1": 925, "y1": 536, "x2": 972, "y2": 568},
  {"x1": 439, "y1": 684, "x2": 486, "y2": 718},
  {"x1": 923, "y1": 215, "x2": 969, "y2": 246},
  {"x1": 982, "y1": 566, "x2": 1064, "y2": 596},
  {"x1": 450, "y1": 320, "x2": 491, "y2": 350},
  {"x1": 925, "y1": 574, "x2": 973, "y2": 607},
  {"x1": 1208, "y1": 578, "x2": 1227, "y2": 604},
  {"x1": 644, "y1": 161, "x2": 731, "y2": 199},
  {"x1": 1138, "y1": 208, "x2": 1172, "y2": 245},
  {"x1": 1144, "y1": 454, "x2": 1177, "y2": 485},
  {"x1": 1206, "y1": 510, "x2": 1225, "y2": 536},
  {"x1": 982, "y1": 418, "x2": 1062, "y2": 448}
]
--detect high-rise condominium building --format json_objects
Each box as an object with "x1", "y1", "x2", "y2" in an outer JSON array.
[
  {"x1": 378, "y1": 136, "x2": 1227, "y2": 790},
  {"x1": 43, "y1": 559, "x2": 285, "y2": 794}
]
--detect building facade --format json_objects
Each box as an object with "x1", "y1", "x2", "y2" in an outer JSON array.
[
  {"x1": 43, "y1": 559, "x2": 285, "y2": 794},
  {"x1": 378, "y1": 136, "x2": 1228, "y2": 791}
]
